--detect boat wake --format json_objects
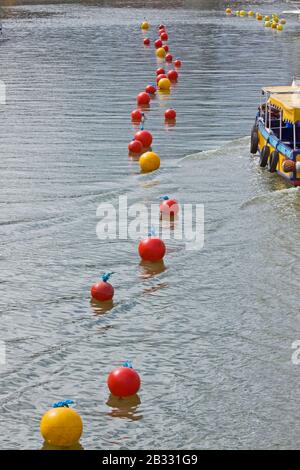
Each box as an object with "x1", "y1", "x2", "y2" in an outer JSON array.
[
  {"x1": 241, "y1": 185, "x2": 300, "y2": 208},
  {"x1": 180, "y1": 136, "x2": 250, "y2": 162}
]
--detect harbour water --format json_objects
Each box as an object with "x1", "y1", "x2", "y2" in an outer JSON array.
[{"x1": 1, "y1": 0, "x2": 300, "y2": 449}]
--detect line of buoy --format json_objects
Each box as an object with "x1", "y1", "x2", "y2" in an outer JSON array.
[
  {"x1": 40, "y1": 18, "x2": 183, "y2": 449},
  {"x1": 225, "y1": 7, "x2": 286, "y2": 31},
  {"x1": 129, "y1": 20, "x2": 182, "y2": 167}
]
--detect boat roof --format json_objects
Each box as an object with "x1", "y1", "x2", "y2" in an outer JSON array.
[
  {"x1": 262, "y1": 85, "x2": 300, "y2": 94},
  {"x1": 261, "y1": 86, "x2": 300, "y2": 122},
  {"x1": 268, "y1": 91, "x2": 300, "y2": 123}
]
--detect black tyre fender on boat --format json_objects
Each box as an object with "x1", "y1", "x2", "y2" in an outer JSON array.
[
  {"x1": 259, "y1": 145, "x2": 270, "y2": 167},
  {"x1": 268, "y1": 150, "x2": 279, "y2": 173},
  {"x1": 250, "y1": 126, "x2": 259, "y2": 154}
]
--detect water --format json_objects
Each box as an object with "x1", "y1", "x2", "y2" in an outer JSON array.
[{"x1": 1, "y1": 0, "x2": 300, "y2": 450}]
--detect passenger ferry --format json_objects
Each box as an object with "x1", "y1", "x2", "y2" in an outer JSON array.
[{"x1": 251, "y1": 80, "x2": 300, "y2": 186}]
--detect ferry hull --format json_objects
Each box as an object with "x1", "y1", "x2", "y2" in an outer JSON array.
[{"x1": 257, "y1": 123, "x2": 300, "y2": 186}]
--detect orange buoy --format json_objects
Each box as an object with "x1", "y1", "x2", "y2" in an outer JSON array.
[{"x1": 282, "y1": 160, "x2": 296, "y2": 172}]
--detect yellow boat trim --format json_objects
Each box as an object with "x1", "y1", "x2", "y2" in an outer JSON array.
[
  {"x1": 258, "y1": 129, "x2": 300, "y2": 179},
  {"x1": 268, "y1": 90, "x2": 300, "y2": 123}
]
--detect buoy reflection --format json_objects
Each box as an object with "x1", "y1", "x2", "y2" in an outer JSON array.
[{"x1": 106, "y1": 394, "x2": 142, "y2": 421}]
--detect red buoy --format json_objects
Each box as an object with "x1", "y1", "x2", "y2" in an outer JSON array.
[
  {"x1": 159, "y1": 24, "x2": 165, "y2": 30},
  {"x1": 107, "y1": 362, "x2": 141, "y2": 398},
  {"x1": 134, "y1": 130, "x2": 153, "y2": 148},
  {"x1": 167, "y1": 70, "x2": 178, "y2": 82},
  {"x1": 128, "y1": 139, "x2": 143, "y2": 154},
  {"x1": 164, "y1": 108, "x2": 176, "y2": 120},
  {"x1": 91, "y1": 273, "x2": 114, "y2": 302},
  {"x1": 136, "y1": 92, "x2": 150, "y2": 106},
  {"x1": 131, "y1": 109, "x2": 143, "y2": 122},
  {"x1": 154, "y1": 39, "x2": 163, "y2": 49},
  {"x1": 160, "y1": 31, "x2": 168, "y2": 41},
  {"x1": 145, "y1": 84, "x2": 156, "y2": 95},
  {"x1": 165, "y1": 53, "x2": 172, "y2": 63},
  {"x1": 143, "y1": 38, "x2": 150, "y2": 46},
  {"x1": 138, "y1": 236, "x2": 166, "y2": 262},
  {"x1": 156, "y1": 73, "x2": 167, "y2": 84},
  {"x1": 162, "y1": 44, "x2": 169, "y2": 52},
  {"x1": 159, "y1": 196, "x2": 179, "y2": 216},
  {"x1": 174, "y1": 59, "x2": 182, "y2": 68},
  {"x1": 156, "y1": 67, "x2": 165, "y2": 76}
]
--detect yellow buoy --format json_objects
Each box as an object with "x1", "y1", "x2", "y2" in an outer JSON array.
[
  {"x1": 225, "y1": 8, "x2": 232, "y2": 14},
  {"x1": 280, "y1": 19, "x2": 286, "y2": 25},
  {"x1": 265, "y1": 21, "x2": 271, "y2": 28},
  {"x1": 158, "y1": 77, "x2": 171, "y2": 91},
  {"x1": 139, "y1": 151, "x2": 161, "y2": 173},
  {"x1": 277, "y1": 24, "x2": 283, "y2": 31},
  {"x1": 264, "y1": 15, "x2": 270, "y2": 21},
  {"x1": 40, "y1": 403, "x2": 83, "y2": 448},
  {"x1": 248, "y1": 11, "x2": 254, "y2": 17},
  {"x1": 273, "y1": 16, "x2": 279, "y2": 23},
  {"x1": 156, "y1": 47, "x2": 166, "y2": 59},
  {"x1": 240, "y1": 10, "x2": 246, "y2": 17},
  {"x1": 271, "y1": 22, "x2": 277, "y2": 29},
  {"x1": 141, "y1": 21, "x2": 149, "y2": 30},
  {"x1": 235, "y1": 11, "x2": 240, "y2": 16}
]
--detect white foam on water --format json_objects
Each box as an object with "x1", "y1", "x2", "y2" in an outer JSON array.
[
  {"x1": 180, "y1": 136, "x2": 250, "y2": 162},
  {"x1": 241, "y1": 185, "x2": 300, "y2": 208}
]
